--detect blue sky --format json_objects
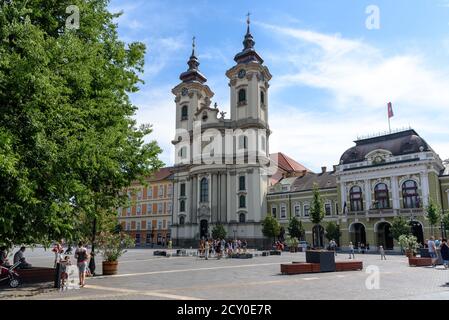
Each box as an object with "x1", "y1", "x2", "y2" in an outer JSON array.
[{"x1": 109, "y1": 0, "x2": 449, "y2": 171}]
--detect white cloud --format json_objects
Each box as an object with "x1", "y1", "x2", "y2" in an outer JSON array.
[{"x1": 257, "y1": 23, "x2": 449, "y2": 170}]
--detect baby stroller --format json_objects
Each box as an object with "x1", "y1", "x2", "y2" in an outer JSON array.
[{"x1": 0, "y1": 261, "x2": 21, "y2": 288}]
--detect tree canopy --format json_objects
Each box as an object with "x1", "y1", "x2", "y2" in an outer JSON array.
[
  {"x1": 0, "y1": 0, "x2": 163, "y2": 248},
  {"x1": 288, "y1": 216, "x2": 304, "y2": 240},
  {"x1": 309, "y1": 183, "x2": 325, "y2": 225},
  {"x1": 391, "y1": 216, "x2": 411, "y2": 241},
  {"x1": 262, "y1": 215, "x2": 280, "y2": 243}
]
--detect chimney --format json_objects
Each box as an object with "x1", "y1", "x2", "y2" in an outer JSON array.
[{"x1": 321, "y1": 166, "x2": 327, "y2": 174}]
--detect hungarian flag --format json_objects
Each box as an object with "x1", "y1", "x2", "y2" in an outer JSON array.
[{"x1": 388, "y1": 102, "x2": 394, "y2": 118}]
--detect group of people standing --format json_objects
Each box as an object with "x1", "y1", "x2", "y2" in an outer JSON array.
[
  {"x1": 198, "y1": 238, "x2": 248, "y2": 260},
  {"x1": 52, "y1": 241, "x2": 91, "y2": 288},
  {"x1": 426, "y1": 236, "x2": 449, "y2": 268}
]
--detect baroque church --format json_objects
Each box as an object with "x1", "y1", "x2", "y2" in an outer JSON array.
[{"x1": 170, "y1": 18, "x2": 274, "y2": 247}]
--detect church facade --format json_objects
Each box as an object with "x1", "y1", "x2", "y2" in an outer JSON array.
[{"x1": 170, "y1": 20, "x2": 273, "y2": 247}]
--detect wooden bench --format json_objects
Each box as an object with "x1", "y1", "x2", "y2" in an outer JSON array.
[
  {"x1": 335, "y1": 261, "x2": 363, "y2": 272},
  {"x1": 408, "y1": 257, "x2": 432, "y2": 267},
  {"x1": 281, "y1": 262, "x2": 320, "y2": 275},
  {"x1": 16, "y1": 267, "x2": 55, "y2": 284}
]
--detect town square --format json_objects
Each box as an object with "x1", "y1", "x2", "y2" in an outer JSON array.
[{"x1": 1, "y1": 0, "x2": 449, "y2": 307}]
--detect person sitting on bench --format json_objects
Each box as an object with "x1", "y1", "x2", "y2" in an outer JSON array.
[{"x1": 13, "y1": 246, "x2": 32, "y2": 269}]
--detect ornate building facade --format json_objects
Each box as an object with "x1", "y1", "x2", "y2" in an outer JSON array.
[
  {"x1": 170, "y1": 19, "x2": 273, "y2": 247},
  {"x1": 268, "y1": 129, "x2": 449, "y2": 250}
]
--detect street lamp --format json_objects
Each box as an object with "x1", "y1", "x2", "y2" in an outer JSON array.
[{"x1": 88, "y1": 217, "x2": 97, "y2": 276}]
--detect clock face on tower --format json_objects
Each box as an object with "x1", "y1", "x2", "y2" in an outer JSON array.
[
  {"x1": 181, "y1": 87, "x2": 188, "y2": 96},
  {"x1": 238, "y1": 69, "x2": 246, "y2": 79}
]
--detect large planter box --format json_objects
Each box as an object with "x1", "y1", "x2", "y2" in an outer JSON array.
[
  {"x1": 231, "y1": 253, "x2": 253, "y2": 259},
  {"x1": 16, "y1": 267, "x2": 55, "y2": 284},
  {"x1": 306, "y1": 250, "x2": 336, "y2": 272},
  {"x1": 409, "y1": 257, "x2": 432, "y2": 267},
  {"x1": 335, "y1": 261, "x2": 363, "y2": 272},
  {"x1": 281, "y1": 263, "x2": 315, "y2": 275},
  {"x1": 102, "y1": 261, "x2": 118, "y2": 276},
  {"x1": 419, "y1": 248, "x2": 430, "y2": 258}
]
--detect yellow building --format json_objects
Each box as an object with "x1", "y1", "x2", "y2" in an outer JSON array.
[{"x1": 118, "y1": 167, "x2": 173, "y2": 246}]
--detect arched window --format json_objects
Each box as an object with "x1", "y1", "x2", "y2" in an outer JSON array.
[
  {"x1": 350, "y1": 186, "x2": 363, "y2": 212},
  {"x1": 374, "y1": 183, "x2": 390, "y2": 209},
  {"x1": 239, "y1": 195, "x2": 246, "y2": 208},
  {"x1": 180, "y1": 200, "x2": 185, "y2": 212},
  {"x1": 181, "y1": 105, "x2": 188, "y2": 120},
  {"x1": 200, "y1": 178, "x2": 208, "y2": 202},
  {"x1": 238, "y1": 89, "x2": 246, "y2": 104},
  {"x1": 179, "y1": 216, "x2": 185, "y2": 225},
  {"x1": 179, "y1": 147, "x2": 187, "y2": 159},
  {"x1": 239, "y1": 176, "x2": 246, "y2": 191},
  {"x1": 403, "y1": 180, "x2": 420, "y2": 208},
  {"x1": 238, "y1": 135, "x2": 248, "y2": 150},
  {"x1": 239, "y1": 213, "x2": 246, "y2": 223},
  {"x1": 260, "y1": 91, "x2": 265, "y2": 105}
]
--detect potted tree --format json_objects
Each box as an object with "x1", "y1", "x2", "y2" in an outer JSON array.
[
  {"x1": 285, "y1": 236, "x2": 299, "y2": 253},
  {"x1": 97, "y1": 231, "x2": 134, "y2": 275},
  {"x1": 399, "y1": 235, "x2": 420, "y2": 258}
]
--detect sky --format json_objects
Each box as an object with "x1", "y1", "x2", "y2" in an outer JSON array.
[{"x1": 109, "y1": 0, "x2": 449, "y2": 172}]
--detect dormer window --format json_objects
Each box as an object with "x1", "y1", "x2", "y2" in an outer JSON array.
[
  {"x1": 238, "y1": 88, "x2": 247, "y2": 106},
  {"x1": 181, "y1": 105, "x2": 188, "y2": 121}
]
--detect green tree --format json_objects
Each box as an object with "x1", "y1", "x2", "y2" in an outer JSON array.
[
  {"x1": 288, "y1": 217, "x2": 305, "y2": 240},
  {"x1": 0, "y1": 0, "x2": 163, "y2": 248},
  {"x1": 262, "y1": 215, "x2": 280, "y2": 246},
  {"x1": 310, "y1": 183, "x2": 325, "y2": 247},
  {"x1": 391, "y1": 216, "x2": 411, "y2": 241},
  {"x1": 211, "y1": 224, "x2": 227, "y2": 240},
  {"x1": 325, "y1": 222, "x2": 342, "y2": 245},
  {"x1": 426, "y1": 200, "x2": 441, "y2": 236}
]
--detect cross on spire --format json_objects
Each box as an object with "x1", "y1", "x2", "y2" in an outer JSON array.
[
  {"x1": 246, "y1": 12, "x2": 251, "y2": 34},
  {"x1": 191, "y1": 36, "x2": 196, "y2": 56}
]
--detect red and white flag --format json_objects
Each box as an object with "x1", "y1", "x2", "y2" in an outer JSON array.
[{"x1": 388, "y1": 102, "x2": 394, "y2": 118}]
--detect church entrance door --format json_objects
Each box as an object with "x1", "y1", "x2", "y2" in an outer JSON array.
[{"x1": 200, "y1": 220, "x2": 208, "y2": 240}]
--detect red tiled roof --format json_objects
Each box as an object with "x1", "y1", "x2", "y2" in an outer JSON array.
[
  {"x1": 147, "y1": 167, "x2": 173, "y2": 182},
  {"x1": 270, "y1": 152, "x2": 310, "y2": 173}
]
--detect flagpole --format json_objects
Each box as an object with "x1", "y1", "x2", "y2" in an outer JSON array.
[{"x1": 388, "y1": 114, "x2": 391, "y2": 134}]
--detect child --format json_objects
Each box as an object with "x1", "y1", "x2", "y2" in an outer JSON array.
[
  {"x1": 60, "y1": 256, "x2": 71, "y2": 291},
  {"x1": 379, "y1": 245, "x2": 386, "y2": 260}
]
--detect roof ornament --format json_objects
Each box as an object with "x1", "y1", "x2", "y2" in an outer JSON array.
[
  {"x1": 191, "y1": 36, "x2": 196, "y2": 57},
  {"x1": 246, "y1": 12, "x2": 251, "y2": 34},
  {"x1": 220, "y1": 111, "x2": 227, "y2": 119}
]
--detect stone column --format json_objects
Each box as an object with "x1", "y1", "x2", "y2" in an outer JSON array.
[
  {"x1": 421, "y1": 172, "x2": 430, "y2": 206},
  {"x1": 340, "y1": 182, "x2": 347, "y2": 214},
  {"x1": 391, "y1": 176, "x2": 400, "y2": 210},
  {"x1": 192, "y1": 175, "x2": 198, "y2": 224},
  {"x1": 364, "y1": 179, "x2": 371, "y2": 212}
]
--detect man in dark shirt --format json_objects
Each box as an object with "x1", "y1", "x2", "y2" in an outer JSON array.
[{"x1": 13, "y1": 246, "x2": 32, "y2": 269}]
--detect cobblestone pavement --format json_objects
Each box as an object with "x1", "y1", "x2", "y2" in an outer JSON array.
[{"x1": 3, "y1": 248, "x2": 449, "y2": 300}]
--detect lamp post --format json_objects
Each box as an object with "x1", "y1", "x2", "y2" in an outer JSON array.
[{"x1": 88, "y1": 217, "x2": 97, "y2": 276}]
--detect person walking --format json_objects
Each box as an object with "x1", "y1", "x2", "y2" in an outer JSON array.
[
  {"x1": 204, "y1": 239, "x2": 210, "y2": 260},
  {"x1": 74, "y1": 241, "x2": 89, "y2": 287},
  {"x1": 440, "y1": 239, "x2": 449, "y2": 269},
  {"x1": 428, "y1": 236, "x2": 437, "y2": 267},
  {"x1": 349, "y1": 242, "x2": 355, "y2": 259},
  {"x1": 379, "y1": 245, "x2": 386, "y2": 260}
]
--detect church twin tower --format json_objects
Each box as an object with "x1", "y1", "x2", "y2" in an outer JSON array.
[{"x1": 171, "y1": 17, "x2": 273, "y2": 246}]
